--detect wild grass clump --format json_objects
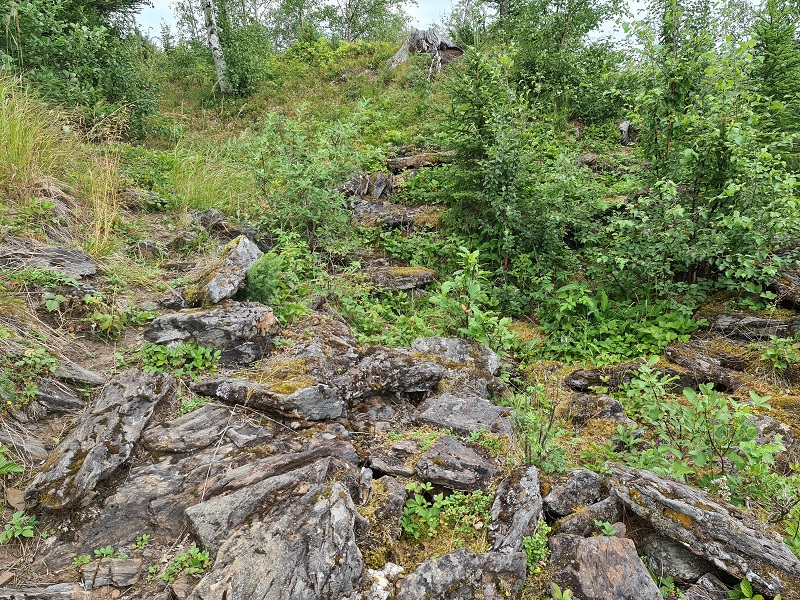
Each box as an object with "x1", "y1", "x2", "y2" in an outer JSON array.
[{"x1": 0, "y1": 78, "x2": 60, "y2": 199}]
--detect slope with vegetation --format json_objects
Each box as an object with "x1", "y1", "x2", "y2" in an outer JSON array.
[{"x1": 1, "y1": 0, "x2": 800, "y2": 598}]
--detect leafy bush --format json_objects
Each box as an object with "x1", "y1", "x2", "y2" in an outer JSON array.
[
  {"x1": 0, "y1": 511, "x2": 39, "y2": 544},
  {"x1": 140, "y1": 342, "x2": 220, "y2": 378},
  {"x1": 243, "y1": 107, "x2": 382, "y2": 249}
]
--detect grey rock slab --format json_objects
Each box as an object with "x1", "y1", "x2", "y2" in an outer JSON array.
[
  {"x1": 415, "y1": 391, "x2": 513, "y2": 436},
  {"x1": 141, "y1": 403, "x2": 248, "y2": 452},
  {"x1": 185, "y1": 235, "x2": 262, "y2": 306},
  {"x1": 0, "y1": 246, "x2": 96, "y2": 279},
  {"x1": 0, "y1": 584, "x2": 79, "y2": 599},
  {"x1": 711, "y1": 312, "x2": 800, "y2": 341},
  {"x1": 186, "y1": 458, "x2": 344, "y2": 554},
  {"x1": 80, "y1": 558, "x2": 142, "y2": 589},
  {"x1": 395, "y1": 549, "x2": 526, "y2": 600},
  {"x1": 54, "y1": 357, "x2": 105, "y2": 386},
  {"x1": 489, "y1": 466, "x2": 543, "y2": 553},
  {"x1": 415, "y1": 435, "x2": 498, "y2": 491},
  {"x1": 557, "y1": 496, "x2": 623, "y2": 537},
  {"x1": 642, "y1": 531, "x2": 714, "y2": 583},
  {"x1": 190, "y1": 481, "x2": 365, "y2": 600},
  {"x1": 349, "y1": 198, "x2": 444, "y2": 229},
  {"x1": 544, "y1": 469, "x2": 606, "y2": 517},
  {"x1": 192, "y1": 377, "x2": 345, "y2": 420},
  {"x1": 552, "y1": 535, "x2": 662, "y2": 600},
  {"x1": 32, "y1": 378, "x2": 83, "y2": 414},
  {"x1": 143, "y1": 301, "x2": 280, "y2": 365},
  {"x1": 25, "y1": 370, "x2": 177, "y2": 510},
  {"x1": 610, "y1": 464, "x2": 800, "y2": 596}
]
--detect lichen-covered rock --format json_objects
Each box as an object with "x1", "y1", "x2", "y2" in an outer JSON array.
[
  {"x1": 337, "y1": 346, "x2": 445, "y2": 402},
  {"x1": 143, "y1": 301, "x2": 279, "y2": 364},
  {"x1": 711, "y1": 312, "x2": 800, "y2": 341},
  {"x1": 350, "y1": 198, "x2": 444, "y2": 229},
  {"x1": 415, "y1": 391, "x2": 513, "y2": 436},
  {"x1": 664, "y1": 341, "x2": 744, "y2": 391},
  {"x1": 185, "y1": 235, "x2": 262, "y2": 306},
  {"x1": 415, "y1": 435, "x2": 498, "y2": 491},
  {"x1": 190, "y1": 477, "x2": 366, "y2": 600},
  {"x1": 395, "y1": 549, "x2": 526, "y2": 600},
  {"x1": 368, "y1": 265, "x2": 437, "y2": 290},
  {"x1": 25, "y1": 370, "x2": 177, "y2": 510},
  {"x1": 544, "y1": 469, "x2": 606, "y2": 517},
  {"x1": 410, "y1": 337, "x2": 500, "y2": 398},
  {"x1": 610, "y1": 465, "x2": 800, "y2": 596},
  {"x1": 552, "y1": 535, "x2": 662, "y2": 600},
  {"x1": 191, "y1": 377, "x2": 345, "y2": 421},
  {"x1": 489, "y1": 466, "x2": 543, "y2": 553}
]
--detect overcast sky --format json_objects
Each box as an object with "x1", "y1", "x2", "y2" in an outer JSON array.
[{"x1": 136, "y1": 1, "x2": 453, "y2": 37}]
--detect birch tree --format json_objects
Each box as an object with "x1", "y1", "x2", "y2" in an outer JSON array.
[{"x1": 201, "y1": 0, "x2": 230, "y2": 93}]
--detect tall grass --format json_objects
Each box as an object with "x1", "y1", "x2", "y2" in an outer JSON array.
[
  {"x1": 171, "y1": 143, "x2": 254, "y2": 218},
  {"x1": 0, "y1": 79, "x2": 60, "y2": 198},
  {"x1": 82, "y1": 156, "x2": 121, "y2": 257}
]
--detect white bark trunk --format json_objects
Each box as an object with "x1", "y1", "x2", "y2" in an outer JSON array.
[{"x1": 201, "y1": 0, "x2": 230, "y2": 94}]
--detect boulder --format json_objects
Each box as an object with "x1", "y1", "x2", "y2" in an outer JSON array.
[
  {"x1": 143, "y1": 301, "x2": 279, "y2": 364},
  {"x1": 410, "y1": 337, "x2": 500, "y2": 398},
  {"x1": 489, "y1": 466, "x2": 543, "y2": 553},
  {"x1": 773, "y1": 267, "x2": 800, "y2": 305},
  {"x1": 552, "y1": 535, "x2": 662, "y2": 600},
  {"x1": 415, "y1": 391, "x2": 513, "y2": 436},
  {"x1": 338, "y1": 346, "x2": 445, "y2": 402},
  {"x1": 395, "y1": 549, "x2": 526, "y2": 600},
  {"x1": 358, "y1": 476, "x2": 407, "y2": 559},
  {"x1": 192, "y1": 377, "x2": 345, "y2": 421},
  {"x1": 544, "y1": 469, "x2": 606, "y2": 517},
  {"x1": 610, "y1": 465, "x2": 800, "y2": 596},
  {"x1": 415, "y1": 435, "x2": 498, "y2": 491},
  {"x1": 25, "y1": 370, "x2": 176, "y2": 510},
  {"x1": 189, "y1": 478, "x2": 365, "y2": 600},
  {"x1": 141, "y1": 404, "x2": 259, "y2": 453},
  {"x1": 185, "y1": 235, "x2": 262, "y2": 306},
  {"x1": 32, "y1": 378, "x2": 83, "y2": 415}
]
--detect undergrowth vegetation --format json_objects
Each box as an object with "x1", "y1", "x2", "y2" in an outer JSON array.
[{"x1": 1, "y1": 0, "x2": 800, "y2": 596}]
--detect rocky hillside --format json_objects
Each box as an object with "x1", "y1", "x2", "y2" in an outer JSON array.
[{"x1": 1, "y1": 141, "x2": 800, "y2": 600}]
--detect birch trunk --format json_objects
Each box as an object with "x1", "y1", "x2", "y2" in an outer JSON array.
[{"x1": 201, "y1": 0, "x2": 230, "y2": 94}]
